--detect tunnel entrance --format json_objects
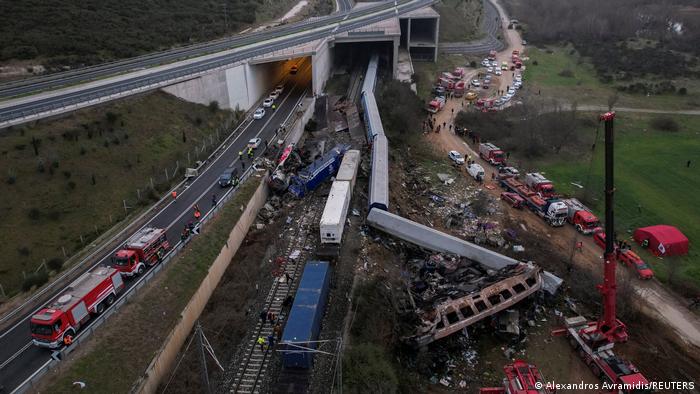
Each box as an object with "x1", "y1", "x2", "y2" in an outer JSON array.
[{"x1": 332, "y1": 41, "x2": 395, "y2": 76}]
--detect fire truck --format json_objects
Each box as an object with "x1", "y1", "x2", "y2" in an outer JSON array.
[
  {"x1": 30, "y1": 267, "x2": 125, "y2": 349},
  {"x1": 561, "y1": 198, "x2": 602, "y2": 235},
  {"x1": 112, "y1": 227, "x2": 170, "y2": 277},
  {"x1": 479, "y1": 142, "x2": 507, "y2": 166}
]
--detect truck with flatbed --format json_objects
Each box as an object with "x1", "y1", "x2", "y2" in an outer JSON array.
[
  {"x1": 30, "y1": 267, "x2": 125, "y2": 349},
  {"x1": 112, "y1": 227, "x2": 170, "y2": 277},
  {"x1": 500, "y1": 177, "x2": 567, "y2": 226}
]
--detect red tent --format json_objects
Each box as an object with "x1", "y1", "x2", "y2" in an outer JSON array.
[{"x1": 633, "y1": 225, "x2": 689, "y2": 257}]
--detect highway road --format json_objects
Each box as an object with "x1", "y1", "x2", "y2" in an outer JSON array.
[
  {"x1": 0, "y1": 0, "x2": 435, "y2": 129},
  {"x1": 0, "y1": 0, "x2": 371, "y2": 101},
  {"x1": 0, "y1": 60, "x2": 313, "y2": 393}
]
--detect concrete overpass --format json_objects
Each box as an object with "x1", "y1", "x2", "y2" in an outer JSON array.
[{"x1": 0, "y1": 0, "x2": 439, "y2": 129}]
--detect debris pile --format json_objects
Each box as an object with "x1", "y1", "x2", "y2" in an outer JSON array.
[{"x1": 400, "y1": 253, "x2": 542, "y2": 348}]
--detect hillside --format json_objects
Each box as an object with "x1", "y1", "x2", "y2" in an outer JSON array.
[{"x1": 0, "y1": 0, "x2": 299, "y2": 72}]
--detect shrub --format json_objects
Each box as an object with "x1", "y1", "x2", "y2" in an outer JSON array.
[
  {"x1": 18, "y1": 246, "x2": 31, "y2": 256},
  {"x1": 532, "y1": 60, "x2": 538, "y2": 66},
  {"x1": 67, "y1": 181, "x2": 77, "y2": 190},
  {"x1": 558, "y1": 69, "x2": 574, "y2": 78},
  {"x1": 6, "y1": 174, "x2": 16, "y2": 185},
  {"x1": 469, "y1": 60, "x2": 477, "y2": 68},
  {"x1": 678, "y1": 87, "x2": 687, "y2": 95},
  {"x1": 15, "y1": 144, "x2": 26, "y2": 150},
  {"x1": 650, "y1": 116, "x2": 679, "y2": 132},
  {"x1": 343, "y1": 344, "x2": 398, "y2": 393},
  {"x1": 208, "y1": 101, "x2": 220, "y2": 113},
  {"x1": 47, "y1": 257, "x2": 64, "y2": 271},
  {"x1": 105, "y1": 111, "x2": 119, "y2": 124},
  {"x1": 80, "y1": 146, "x2": 87, "y2": 155},
  {"x1": 27, "y1": 208, "x2": 42, "y2": 221},
  {"x1": 22, "y1": 271, "x2": 49, "y2": 292}
]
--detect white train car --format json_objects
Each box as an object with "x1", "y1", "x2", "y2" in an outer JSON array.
[
  {"x1": 320, "y1": 181, "x2": 352, "y2": 244},
  {"x1": 335, "y1": 150, "x2": 361, "y2": 191}
]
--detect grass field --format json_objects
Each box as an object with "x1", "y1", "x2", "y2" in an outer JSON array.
[
  {"x1": 0, "y1": 92, "x2": 234, "y2": 295},
  {"x1": 524, "y1": 46, "x2": 700, "y2": 110},
  {"x1": 436, "y1": 0, "x2": 484, "y2": 42},
  {"x1": 534, "y1": 112, "x2": 700, "y2": 291}
]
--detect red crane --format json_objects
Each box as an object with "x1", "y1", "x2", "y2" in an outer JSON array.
[{"x1": 554, "y1": 112, "x2": 650, "y2": 393}]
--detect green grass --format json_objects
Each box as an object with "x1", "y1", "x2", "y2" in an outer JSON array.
[
  {"x1": 0, "y1": 92, "x2": 234, "y2": 295},
  {"x1": 524, "y1": 46, "x2": 700, "y2": 110},
  {"x1": 534, "y1": 112, "x2": 700, "y2": 291},
  {"x1": 436, "y1": 0, "x2": 484, "y2": 42},
  {"x1": 49, "y1": 176, "x2": 261, "y2": 393}
]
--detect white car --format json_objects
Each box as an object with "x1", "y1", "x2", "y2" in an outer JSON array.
[
  {"x1": 248, "y1": 137, "x2": 262, "y2": 149},
  {"x1": 491, "y1": 61, "x2": 499, "y2": 67},
  {"x1": 487, "y1": 67, "x2": 494, "y2": 74},
  {"x1": 514, "y1": 82, "x2": 523, "y2": 89},
  {"x1": 263, "y1": 97, "x2": 274, "y2": 107},
  {"x1": 495, "y1": 70, "x2": 502, "y2": 76},
  {"x1": 448, "y1": 151, "x2": 465, "y2": 165},
  {"x1": 505, "y1": 92, "x2": 515, "y2": 100},
  {"x1": 471, "y1": 80, "x2": 481, "y2": 87},
  {"x1": 274, "y1": 85, "x2": 284, "y2": 95},
  {"x1": 481, "y1": 59, "x2": 491, "y2": 66},
  {"x1": 515, "y1": 75, "x2": 523, "y2": 82},
  {"x1": 253, "y1": 108, "x2": 265, "y2": 119}
]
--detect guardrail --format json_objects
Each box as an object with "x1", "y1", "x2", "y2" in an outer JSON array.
[{"x1": 11, "y1": 92, "x2": 311, "y2": 394}]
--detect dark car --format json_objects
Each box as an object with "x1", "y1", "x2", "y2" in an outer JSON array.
[{"x1": 218, "y1": 168, "x2": 239, "y2": 188}]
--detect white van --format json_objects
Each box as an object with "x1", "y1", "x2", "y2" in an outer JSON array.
[{"x1": 467, "y1": 163, "x2": 485, "y2": 182}]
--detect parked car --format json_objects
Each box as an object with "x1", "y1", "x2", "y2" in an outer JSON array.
[
  {"x1": 482, "y1": 83, "x2": 490, "y2": 89},
  {"x1": 218, "y1": 168, "x2": 239, "y2": 188},
  {"x1": 515, "y1": 75, "x2": 523, "y2": 82},
  {"x1": 501, "y1": 192, "x2": 524, "y2": 209},
  {"x1": 487, "y1": 67, "x2": 494, "y2": 74},
  {"x1": 253, "y1": 108, "x2": 265, "y2": 119},
  {"x1": 495, "y1": 70, "x2": 502, "y2": 76},
  {"x1": 522, "y1": 40, "x2": 527, "y2": 45},
  {"x1": 263, "y1": 97, "x2": 274, "y2": 107},
  {"x1": 501, "y1": 62, "x2": 509, "y2": 70},
  {"x1": 471, "y1": 80, "x2": 481, "y2": 87},
  {"x1": 592, "y1": 233, "x2": 654, "y2": 279},
  {"x1": 248, "y1": 137, "x2": 262, "y2": 149},
  {"x1": 448, "y1": 150, "x2": 465, "y2": 165}
]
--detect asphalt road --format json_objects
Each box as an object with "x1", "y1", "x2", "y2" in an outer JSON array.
[
  {"x1": 0, "y1": 0, "x2": 434, "y2": 128},
  {"x1": 0, "y1": 61, "x2": 312, "y2": 393},
  {"x1": 438, "y1": 0, "x2": 505, "y2": 55},
  {"x1": 0, "y1": 0, "x2": 379, "y2": 101}
]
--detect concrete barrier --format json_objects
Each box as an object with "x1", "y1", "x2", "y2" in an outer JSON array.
[{"x1": 133, "y1": 176, "x2": 269, "y2": 393}]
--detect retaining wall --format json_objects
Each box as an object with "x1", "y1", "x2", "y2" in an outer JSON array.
[{"x1": 134, "y1": 176, "x2": 269, "y2": 393}]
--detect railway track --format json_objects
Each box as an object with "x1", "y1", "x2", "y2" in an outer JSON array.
[
  {"x1": 346, "y1": 67, "x2": 363, "y2": 103},
  {"x1": 227, "y1": 195, "x2": 324, "y2": 393}
]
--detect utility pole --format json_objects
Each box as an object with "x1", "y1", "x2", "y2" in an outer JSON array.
[
  {"x1": 222, "y1": 2, "x2": 229, "y2": 32},
  {"x1": 196, "y1": 321, "x2": 211, "y2": 394}
]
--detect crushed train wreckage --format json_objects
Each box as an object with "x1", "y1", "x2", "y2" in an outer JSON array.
[
  {"x1": 401, "y1": 256, "x2": 542, "y2": 348},
  {"x1": 367, "y1": 209, "x2": 557, "y2": 347}
]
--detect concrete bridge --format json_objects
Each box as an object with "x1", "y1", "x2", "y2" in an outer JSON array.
[{"x1": 0, "y1": 0, "x2": 440, "y2": 128}]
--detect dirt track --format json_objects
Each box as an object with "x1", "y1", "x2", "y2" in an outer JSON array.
[{"x1": 424, "y1": 0, "x2": 700, "y2": 353}]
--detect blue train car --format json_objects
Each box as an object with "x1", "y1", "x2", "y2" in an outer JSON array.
[
  {"x1": 288, "y1": 145, "x2": 349, "y2": 198},
  {"x1": 361, "y1": 92, "x2": 385, "y2": 142},
  {"x1": 361, "y1": 54, "x2": 379, "y2": 95},
  {"x1": 369, "y1": 134, "x2": 389, "y2": 211},
  {"x1": 281, "y1": 261, "x2": 331, "y2": 369}
]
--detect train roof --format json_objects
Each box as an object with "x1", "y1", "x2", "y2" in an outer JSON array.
[{"x1": 282, "y1": 261, "x2": 330, "y2": 343}]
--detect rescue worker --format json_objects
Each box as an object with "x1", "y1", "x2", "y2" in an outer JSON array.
[
  {"x1": 212, "y1": 194, "x2": 217, "y2": 207},
  {"x1": 181, "y1": 228, "x2": 189, "y2": 242},
  {"x1": 257, "y1": 336, "x2": 266, "y2": 352},
  {"x1": 238, "y1": 151, "x2": 243, "y2": 161},
  {"x1": 267, "y1": 334, "x2": 275, "y2": 351},
  {"x1": 194, "y1": 204, "x2": 201, "y2": 220},
  {"x1": 272, "y1": 104, "x2": 276, "y2": 111},
  {"x1": 171, "y1": 191, "x2": 177, "y2": 200},
  {"x1": 248, "y1": 147, "x2": 253, "y2": 159}
]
